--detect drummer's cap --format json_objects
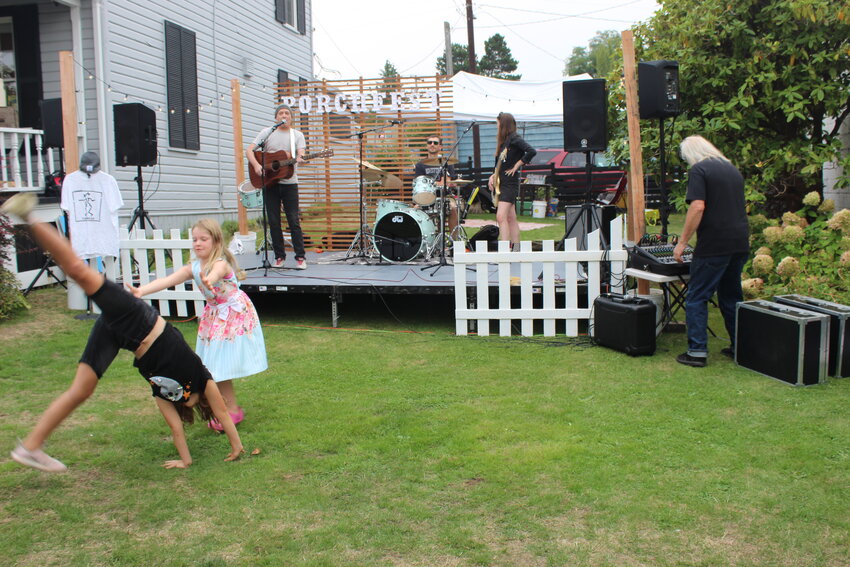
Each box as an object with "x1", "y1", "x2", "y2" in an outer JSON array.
[{"x1": 275, "y1": 103, "x2": 293, "y2": 115}]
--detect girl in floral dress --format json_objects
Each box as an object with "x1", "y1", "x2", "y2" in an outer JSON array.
[{"x1": 131, "y1": 219, "x2": 267, "y2": 429}]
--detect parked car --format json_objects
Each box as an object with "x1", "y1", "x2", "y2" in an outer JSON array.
[{"x1": 522, "y1": 148, "x2": 626, "y2": 206}]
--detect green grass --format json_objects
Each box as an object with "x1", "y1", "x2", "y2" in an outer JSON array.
[{"x1": 2, "y1": 221, "x2": 849, "y2": 566}]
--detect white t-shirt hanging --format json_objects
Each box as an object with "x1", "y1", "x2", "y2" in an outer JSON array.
[{"x1": 60, "y1": 170, "x2": 124, "y2": 259}]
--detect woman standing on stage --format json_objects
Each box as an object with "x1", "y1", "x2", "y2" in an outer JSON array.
[{"x1": 488, "y1": 112, "x2": 536, "y2": 250}]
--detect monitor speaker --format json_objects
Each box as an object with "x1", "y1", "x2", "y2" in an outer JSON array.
[
  {"x1": 114, "y1": 103, "x2": 157, "y2": 167},
  {"x1": 41, "y1": 99, "x2": 63, "y2": 149},
  {"x1": 563, "y1": 79, "x2": 607, "y2": 152},
  {"x1": 638, "y1": 60, "x2": 681, "y2": 119}
]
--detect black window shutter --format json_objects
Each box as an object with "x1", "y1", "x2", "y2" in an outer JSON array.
[
  {"x1": 180, "y1": 29, "x2": 200, "y2": 150},
  {"x1": 297, "y1": 0, "x2": 306, "y2": 34},
  {"x1": 164, "y1": 21, "x2": 199, "y2": 151},
  {"x1": 164, "y1": 21, "x2": 185, "y2": 148},
  {"x1": 274, "y1": 0, "x2": 286, "y2": 24}
]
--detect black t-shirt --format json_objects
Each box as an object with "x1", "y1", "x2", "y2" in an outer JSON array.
[
  {"x1": 134, "y1": 322, "x2": 211, "y2": 402},
  {"x1": 413, "y1": 160, "x2": 456, "y2": 180},
  {"x1": 685, "y1": 158, "x2": 749, "y2": 257}
]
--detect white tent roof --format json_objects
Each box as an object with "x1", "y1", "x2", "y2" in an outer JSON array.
[{"x1": 450, "y1": 71, "x2": 593, "y2": 123}]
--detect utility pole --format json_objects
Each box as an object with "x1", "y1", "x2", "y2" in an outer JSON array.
[
  {"x1": 466, "y1": 0, "x2": 481, "y2": 171},
  {"x1": 444, "y1": 21, "x2": 453, "y2": 76}
]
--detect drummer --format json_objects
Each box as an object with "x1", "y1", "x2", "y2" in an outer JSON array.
[{"x1": 413, "y1": 135, "x2": 459, "y2": 235}]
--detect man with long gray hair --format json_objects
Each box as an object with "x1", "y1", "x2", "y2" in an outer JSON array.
[{"x1": 673, "y1": 135, "x2": 749, "y2": 367}]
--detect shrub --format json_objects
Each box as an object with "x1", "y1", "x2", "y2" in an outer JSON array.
[{"x1": 0, "y1": 212, "x2": 29, "y2": 319}]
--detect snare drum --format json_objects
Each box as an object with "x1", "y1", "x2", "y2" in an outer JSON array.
[
  {"x1": 238, "y1": 180, "x2": 264, "y2": 209},
  {"x1": 412, "y1": 175, "x2": 437, "y2": 206},
  {"x1": 373, "y1": 199, "x2": 437, "y2": 262}
]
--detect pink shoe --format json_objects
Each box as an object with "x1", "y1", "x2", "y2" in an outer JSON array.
[
  {"x1": 11, "y1": 442, "x2": 67, "y2": 473},
  {"x1": 230, "y1": 407, "x2": 245, "y2": 425},
  {"x1": 207, "y1": 418, "x2": 224, "y2": 432}
]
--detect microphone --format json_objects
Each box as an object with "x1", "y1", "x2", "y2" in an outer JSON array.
[
  {"x1": 388, "y1": 119, "x2": 403, "y2": 125},
  {"x1": 273, "y1": 119, "x2": 287, "y2": 129},
  {"x1": 464, "y1": 120, "x2": 477, "y2": 132}
]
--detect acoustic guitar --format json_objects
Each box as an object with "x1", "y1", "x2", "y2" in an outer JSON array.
[{"x1": 249, "y1": 149, "x2": 334, "y2": 188}]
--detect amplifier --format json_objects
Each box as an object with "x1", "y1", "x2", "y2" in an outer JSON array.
[
  {"x1": 773, "y1": 294, "x2": 850, "y2": 377},
  {"x1": 628, "y1": 244, "x2": 692, "y2": 276},
  {"x1": 593, "y1": 293, "x2": 657, "y2": 356},
  {"x1": 736, "y1": 300, "x2": 829, "y2": 386}
]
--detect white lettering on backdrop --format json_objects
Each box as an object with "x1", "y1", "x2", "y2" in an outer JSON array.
[{"x1": 279, "y1": 89, "x2": 439, "y2": 115}]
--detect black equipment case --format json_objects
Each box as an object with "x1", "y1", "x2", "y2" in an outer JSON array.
[
  {"x1": 773, "y1": 294, "x2": 850, "y2": 378},
  {"x1": 593, "y1": 294, "x2": 657, "y2": 356},
  {"x1": 736, "y1": 300, "x2": 829, "y2": 386}
]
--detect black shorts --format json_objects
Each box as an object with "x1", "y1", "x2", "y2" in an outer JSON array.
[
  {"x1": 497, "y1": 176, "x2": 519, "y2": 204},
  {"x1": 79, "y1": 280, "x2": 158, "y2": 378},
  {"x1": 134, "y1": 323, "x2": 211, "y2": 402}
]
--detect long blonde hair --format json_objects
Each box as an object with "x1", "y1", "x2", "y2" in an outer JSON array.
[
  {"x1": 679, "y1": 135, "x2": 730, "y2": 166},
  {"x1": 192, "y1": 218, "x2": 246, "y2": 281},
  {"x1": 495, "y1": 112, "x2": 517, "y2": 156}
]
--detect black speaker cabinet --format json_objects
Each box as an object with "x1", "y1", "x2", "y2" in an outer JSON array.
[
  {"x1": 593, "y1": 294, "x2": 656, "y2": 356},
  {"x1": 638, "y1": 60, "x2": 681, "y2": 119},
  {"x1": 41, "y1": 98, "x2": 63, "y2": 149},
  {"x1": 736, "y1": 300, "x2": 829, "y2": 386},
  {"x1": 773, "y1": 294, "x2": 850, "y2": 378},
  {"x1": 114, "y1": 103, "x2": 157, "y2": 167},
  {"x1": 563, "y1": 79, "x2": 607, "y2": 152},
  {"x1": 564, "y1": 204, "x2": 616, "y2": 249}
]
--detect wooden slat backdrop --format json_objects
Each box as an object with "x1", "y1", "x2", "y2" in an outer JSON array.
[{"x1": 274, "y1": 75, "x2": 453, "y2": 250}]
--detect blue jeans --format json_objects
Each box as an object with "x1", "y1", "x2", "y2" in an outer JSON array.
[{"x1": 685, "y1": 252, "x2": 748, "y2": 356}]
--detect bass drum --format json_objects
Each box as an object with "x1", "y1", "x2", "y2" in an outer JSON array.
[{"x1": 373, "y1": 200, "x2": 437, "y2": 262}]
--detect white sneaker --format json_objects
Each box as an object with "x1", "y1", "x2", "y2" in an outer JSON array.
[
  {"x1": 272, "y1": 257, "x2": 285, "y2": 268},
  {"x1": 0, "y1": 192, "x2": 37, "y2": 219},
  {"x1": 11, "y1": 442, "x2": 67, "y2": 473},
  {"x1": 295, "y1": 258, "x2": 307, "y2": 270}
]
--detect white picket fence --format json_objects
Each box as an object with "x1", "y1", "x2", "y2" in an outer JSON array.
[
  {"x1": 113, "y1": 228, "x2": 204, "y2": 317},
  {"x1": 453, "y1": 216, "x2": 628, "y2": 337}
]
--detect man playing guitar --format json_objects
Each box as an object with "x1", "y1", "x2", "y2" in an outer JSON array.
[{"x1": 246, "y1": 104, "x2": 307, "y2": 269}]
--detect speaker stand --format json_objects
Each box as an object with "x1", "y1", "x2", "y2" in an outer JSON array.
[{"x1": 127, "y1": 164, "x2": 155, "y2": 231}]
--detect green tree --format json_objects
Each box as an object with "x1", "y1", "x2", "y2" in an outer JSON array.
[
  {"x1": 437, "y1": 34, "x2": 521, "y2": 79},
  {"x1": 607, "y1": 0, "x2": 850, "y2": 215},
  {"x1": 479, "y1": 33, "x2": 521, "y2": 80},
  {"x1": 564, "y1": 30, "x2": 621, "y2": 77},
  {"x1": 379, "y1": 60, "x2": 399, "y2": 78}
]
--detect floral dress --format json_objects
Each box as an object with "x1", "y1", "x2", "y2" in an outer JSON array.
[{"x1": 192, "y1": 260, "x2": 268, "y2": 381}]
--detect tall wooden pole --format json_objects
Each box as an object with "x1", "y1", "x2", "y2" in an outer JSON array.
[
  {"x1": 59, "y1": 51, "x2": 79, "y2": 173},
  {"x1": 621, "y1": 30, "x2": 648, "y2": 294},
  {"x1": 466, "y1": 0, "x2": 481, "y2": 170},
  {"x1": 231, "y1": 79, "x2": 248, "y2": 235}
]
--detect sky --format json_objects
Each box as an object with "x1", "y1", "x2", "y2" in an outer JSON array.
[{"x1": 312, "y1": 0, "x2": 661, "y2": 83}]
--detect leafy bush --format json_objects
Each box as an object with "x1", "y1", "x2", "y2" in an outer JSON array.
[
  {"x1": 0, "y1": 212, "x2": 30, "y2": 319},
  {"x1": 744, "y1": 192, "x2": 850, "y2": 303}
]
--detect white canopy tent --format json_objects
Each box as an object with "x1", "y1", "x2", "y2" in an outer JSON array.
[{"x1": 449, "y1": 71, "x2": 593, "y2": 123}]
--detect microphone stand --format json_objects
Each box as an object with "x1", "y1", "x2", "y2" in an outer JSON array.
[
  {"x1": 251, "y1": 121, "x2": 285, "y2": 276},
  {"x1": 342, "y1": 121, "x2": 399, "y2": 263},
  {"x1": 421, "y1": 122, "x2": 475, "y2": 276}
]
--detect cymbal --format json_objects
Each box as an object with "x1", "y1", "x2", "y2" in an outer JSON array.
[
  {"x1": 352, "y1": 158, "x2": 394, "y2": 182},
  {"x1": 452, "y1": 178, "x2": 474, "y2": 184},
  {"x1": 421, "y1": 157, "x2": 458, "y2": 166}
]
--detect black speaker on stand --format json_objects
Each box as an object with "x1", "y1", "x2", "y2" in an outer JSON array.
[
  {"x1": 562, "y1": 79, "x2": 609, "y2": 259},
  {"x1": 638, "y1": 60, "x2": 681, "y2": 238},
  {"x1": 114, "y1": 103, "x2": 157, "y2": 230}
]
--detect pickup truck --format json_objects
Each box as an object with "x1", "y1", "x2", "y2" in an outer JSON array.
[{"x1": 521, "y1": 149, "x2": 627, "y2": 206}]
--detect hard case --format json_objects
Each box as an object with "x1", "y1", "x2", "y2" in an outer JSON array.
[
  {"x1": 736, "y1": 300, "x2": 829, "y2": 386},
  {"x1": 593, "y1": 294, "x2": 657, "y2": 356},
  {"x1": 773, "y1": 294, "x2": 850, "y2": 378}
]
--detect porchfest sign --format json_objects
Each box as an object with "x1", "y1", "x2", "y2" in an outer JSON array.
[{"x1": 278, "y1": 89, "x2": 442, "y2": 115}]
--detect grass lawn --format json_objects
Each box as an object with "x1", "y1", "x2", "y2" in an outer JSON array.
[{"x1": 1, "y1": 212, "x2": 848, "y2": 566}]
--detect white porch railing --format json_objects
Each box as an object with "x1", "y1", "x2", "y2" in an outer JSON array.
[
  {"x1": 117, "y1": 228, "x2": 205, "y2": 317},
  {"x1": 0, "y1": 128, "x2": 61, "y2": 192},
  {"x1": 453, "y1": 216, "x2": 628, "y2": 337}
]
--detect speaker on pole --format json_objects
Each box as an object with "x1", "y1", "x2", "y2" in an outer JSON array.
[
  {"x1": 114, "y1": 103, "x2": 157, "y2": 167},
  {"x1": 41, "y1": 98, "x2": 64, "y2": 149},
  {"x1": 638, "y1": 60, "x2": 681, "y2": 119},
  {"x1": 562, "y1": 79, "x2": 607, "y2": 153}
]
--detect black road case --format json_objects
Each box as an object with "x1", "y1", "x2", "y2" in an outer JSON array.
[
  {"x1": 773, "y1": 294, "x2": 850, "y2": 378},
  {"x1": 736, "y1": 300, "x2": 829, "y2": 386},
  {"x1": 593, "y1": 294, "x2": 657, "y2": 356}
]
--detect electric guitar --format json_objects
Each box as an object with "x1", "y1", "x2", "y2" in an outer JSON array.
[{"x1": 249, "y1": 149, "x2": 334, "y2": 188}]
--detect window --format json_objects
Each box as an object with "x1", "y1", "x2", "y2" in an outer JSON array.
[
  {"x1": 164, "y1": 21, "x2": 199, "y2": 150},
  {"x1": 275, "y1": 0, "x2": 306, "y2": 34}
]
